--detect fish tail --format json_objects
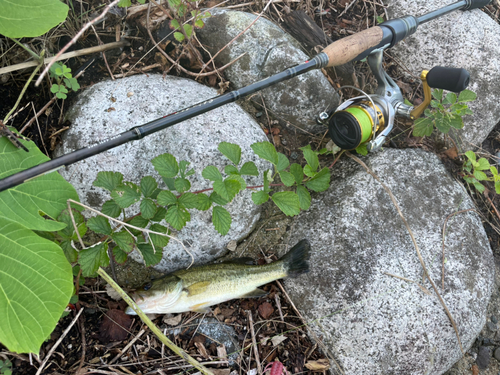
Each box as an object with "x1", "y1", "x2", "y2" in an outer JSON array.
[{"x1": 280, "y1": 239, "x2": 310, "y2": 278}]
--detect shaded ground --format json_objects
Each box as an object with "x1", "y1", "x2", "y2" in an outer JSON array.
[{"x1": 1, "y1": 0, "x2": 500, "y2": 374}]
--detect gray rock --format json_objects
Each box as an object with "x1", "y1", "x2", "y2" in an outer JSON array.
[
  {"x1": 487, "y1": 321, "x2": 498, "y2": 332},
  {"x1": 492, "y1": 316, "x2": 498, "y2": 324},
  {"x1": 478, "y1": 346, "x2": 491, "y2": 370},
  {"x1": 284, "y1": 148, "x2": 494, "y2": 375},
  {"x1": 192, "y1": 9, "x2": 339, "y2": 132},
  {"x1": 386, "y1": 0, "x2": 500, "y2": 147},
  {"x1": 54, "y1": 74, "x2": 271, "y2": 272},
  {"x1": 495, "y1": 348, "x2": 500, "y2": 362}
]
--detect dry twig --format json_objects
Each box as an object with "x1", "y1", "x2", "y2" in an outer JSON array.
[{"x1": 247, "y1": 310, "x2": 262, "y2": 375}]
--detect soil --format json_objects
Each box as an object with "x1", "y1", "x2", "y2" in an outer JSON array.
[{"x1": 1, "y1": 0, "x2": 500, "y2": 374}]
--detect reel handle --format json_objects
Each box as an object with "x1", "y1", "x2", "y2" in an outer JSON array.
[{"x1": 426, "y1": 66, "x2": 470, "y2": 92}]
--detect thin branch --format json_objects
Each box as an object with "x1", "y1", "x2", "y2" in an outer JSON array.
[{"x1": 247, "y1": 310, "x2": 262, "y2": 375}]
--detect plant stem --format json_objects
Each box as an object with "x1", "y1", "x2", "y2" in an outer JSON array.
[
  {"x1": 3, "y1": 50, "x2": 45, "y2": 125},
  {"x1": 97, "y1": 268, "x2": 214, "y2": 375},
  {"x1": 9, "y1": 38, "x2": 41, "y2": 62}
]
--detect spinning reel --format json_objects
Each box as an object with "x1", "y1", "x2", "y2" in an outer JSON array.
[{"x1": 319, "y1": 48, "x2": 470, "y2": 152}]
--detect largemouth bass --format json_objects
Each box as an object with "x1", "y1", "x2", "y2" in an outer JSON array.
[{"x1": 125, "y1": 239, "x2": 310, "y2": 315}]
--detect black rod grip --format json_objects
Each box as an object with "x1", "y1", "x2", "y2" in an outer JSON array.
[
  {"x1": 463, "y1": 0, "x2": 491, "y2": 10},
  {"x1": 426, "y1": 66, "x2": 470, "y2": 92}
]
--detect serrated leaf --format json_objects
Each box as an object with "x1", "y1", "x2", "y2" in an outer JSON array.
[
  {"x1": 112, "y1": 246, "x2": 128, "y2": 264},
  {"x1": 495, "y1": 182, "x2": 500, "y2": 195},
  {"x1": 60, "y1": 239, "x2": 78, "y2": 263},
  {"x1": 271, "y1": 192, "x2": 300, "y2": 216},
  {"x1": 195, "y1": 193, "x2": 212, "y2": 210},
  {"x1": 413, "y1": 117, "x2": 434, "y2": 137},
  {"x1": 290, "y1": 163, "x2": 304, "y2": 185},
  {"x1": 0, "y1": 0, "x2": 69, "y2": 38},
  {"x1": 0, "y1": 217, "x2": 73, "y2": 354},
  {"x1": 174, "y1": 32, "x2": 185, "y2": 42},
  {"x1": 240, "y1": 161, "x2": 259, "y2": 176},
  {"x1": 79, "y1": 242, "x2": 109, "y2": 277},
  {"x1": 140, "y1": 176, "x2": 157, "y2": 198},
  {"x1": 152, "y1": 153, "x2": 179, "y2": 178},
  {"x1": 140, "y1": 198, "x2": 157, "y2": 220},
  {"x1": 306, "y1": 167, "x2": 331, "y2": 192},
  {"x1": 491, "y1": 166, "x2": 499, "y2": 176},
  {"x1": 210, "y1": 192, "x2": 229, "y2": 205},
  {"x1": 252, "y1": 190, "x2": 269, "y2": 205},
  {"x1": 101, "y1": 199, "x2": 122, "y2": 218},
  {"x1": 93, "y1": 171, "x2": 123, "y2": 192},
  {"x1": 111, "y1": 230, "x2": 135, "y2": 253},
  {"x1": 87, "y1": 215, "x2": 112, "y2": 235},
  {"x1": 111, "y1": 182, "x2": 141, "y2": 208},
  {"x1": 279, "y1": 171, "x2": 295, "y2": 187},
  {"x1": 458, "y1": 90, "x2": 477, "y2": 103},
  {"x1": 157, "y1": 190, "x2": 178, "y2": 206},
  {"x1": 251, "y1": 142, "x2": 278, "y2": 165},
  {"x1": 194, "y1": 19, "x2": 204, "y2": 28},
  {"x1": 165, "y1": 205, "x2": 190, "y2": 230},
  {"x1": 449, "y1": 116, "x2": 464, "y2": 129},
  {"x1": 464, "y1": 150, "x2": 476, "y2": 162},
  {"x1": 137, "y1": 243, "x2": 163, "y2": 266},
  {"x1": 477, "y1": 158, "x2": 491, "y2": 171},
  {"x1": 151, "y1": 206, "x2": 167, "y2": 222},
  {"x1": 179, "y1": 192, "x2": 199, "y2": 208},
  {"x1": 435, "y1": 117, "x2": 451, "y2": 134},
  {"x1": 432, "y1": 89, "x2": 443, "y2": 101},
  {"x1": 0, "y1": 135, "x2": 80, "y2": 232},
  {"x1": 57, "y1": 209, "x2": 85, "y2": 239},
  {"x1": 174, "y1": 177, "x2": 191, "y2": 193},
  {"x1": 473, "y1": 181, "x2": 485, "y2": 193},
  {"x1": 170, "y1": 19, "x2": 180, "y2": 29},
  {"x1": 356, "y1": 144, "x2": 368, "y2": 155},
  {"x1": 277, "y1": 153, "x2": 290, "y2": 172},
  {"x1": 162, "y1": 177, "x2": 176, "y2": 190},
  {"x1": 203, "y1": 166, "x2": 223, "y2": 181},
  {"x1": 213, "y1": 179, "x2": 241, "y2": 202},
  {"x1": 296, "y1": 185, "x2": 311, "y2": 210},
  {"x1": 303, "y1": 165, "x2": 316, "y2": 178},
  {"x1": 300, "y1": 145, "x2": 319, "y2": 172},
  {"x1": 127, "y1": 215, "x2": 149, "y2": 236},
  {"x1": 183, "y1": 23, "x2": 193, "y2": 38},
  {"x1": 442, "y1": 92, "x2": 457, "y2": 105},
  {"x1": 218, "y1": 142, "x2": 241, "y2": 165},
  {"x1": 212, "y1": 206, "x2": 231, "y2": 235},
  {"x1": 474, "y1": 170, "x2": 488, "y2": 181},
  {"x1": 149, "y1": 224, "x2": 170, "y2": 248},
  {"x1": 227, "y1": 174, "x2": 246, "y2": 190},
  {"x1": 225, "y1": 165, "x2": 239, "y2": 175}
]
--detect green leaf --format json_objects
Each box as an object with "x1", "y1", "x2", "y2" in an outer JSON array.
[
  {"x1": 210, "y1": 192, "x2": 229, "y2": 205},
  {"x1": 225, "y1": 165, "x2": 239, "y2": 175},
  {"x1": 152, "y1": 153, "x2": 179, "y2": 178},
  {"x1": 355, "y1": 144, "x2": 368, "y2": 155},
  {"x1": 140, "y1": 176, "x2": 158, "y2": 198},
  {"x1": 0, "y1": 135, "x2": 80, "y2": 231},
  {"x1": 290, "y1": 163, "x2": 304, "y2": 185},
  {"x1": 277, "y1": 153, "x2": 290, "y2": 172},
  {"x1": 0, "y1": 0, "x2": 69, "y2": 38},
  {"x1": 195, "y1": 193, "x2": 212, "y2": 210},
  {"x1": 170, "y1": 19, "x2": 180, "y2": 30},
  {"x1": 432, "y1": 89, "x2": 443, "y2": 101},
  {"x1": 296, "y1": 185, "x2": 311, "y2": 210},
  {"x1": 162, "y1": 177, "x2": 176, "y2": 190},
  {"x1": 473, "y1": 181, "x2": 485, "y2": 193},
  {"x1": 151, "y1": 206, "x2": 167, "y2": 221},
  {"x1": 449, "y1": 116, "x2": 464, "y2": 129},
  {"x1": 491, "y1": 166, "x2": 499, "y2": 177},
  {"x1": 174, "y1": 32, "x2": 185, "y2": 42},
  {"x1": 476, "y1": 158, "x2": 491, "y2": 171},
  {"x1": 118, "y1": 0, "x2": 132, "y2": 6},
  {"x1": 140, "y1": 198, "x2": 157, "y2": 220},
  {"x1": 435, "y1": 117, "x2": 451, "y2": 134},
  {"x1": 149, "y1": 224, "x2": 170, "y2": 249},
  {"x1": 202, "y1": 166, "x2": 223, "y2": 181},
  {"x1": 93, "y1": 171, "x2": 124, "y2": 191},
  {"x1": 79, "y1": 242, "x2": 109, "y2": 277},
  {"x1": 213, "y1": 179, "x2": 240, "y2": 202},
  {"x1": 240, "y1": 161, "x2": 259, "y2": 176},
  {"x1": 251, "y1": 142, "x2": 279, "y2": 165},
  {"x1": 413, "y1": 117, "x2": 434, "y2": 137},
  {"x1": 60, "y1": 240, "x2": 78, "y2": 263},
  {"x1": 495, "y1": 182, "x2": 500, "y2": 195},
  {"x1": 111, "y1": 182, "x2": 141, "y2": 208},
  {"x1": 300, "y1": 145, "x2": 319, "y2": 172},
  {"x1": 178, "y1": 192, "x2": 199, "y2": 209},
  {"x1": 442, "y1": 92, "x2": 457, "y2": 105},
  {"x1": 87, "y1": 216, "x2": 112, "y2": 235},
  {"x1": 157, "y1": 190, "x2": 178, "y2": 206},
  {"x1": 218, "y1": 142, "x2": 241, "y2": 165},
  {"x1": 271, "y1": 192, "x2": 300, "y2": 216},
  {"x1": 127, "y1": 215, "x2": 149, "y2": 236},
  {"x1": 57, "y1": 209, "x2": 85, "y2": 239},
  {"x1": 279, "y1": 171, "x2": 295, "y2": 187},
  {"x1": 165, "y1": 205, "x2": 190, "y2": 230},
  {"x1": 101, "y1": 199, "x2": 122, "y2": 218},
  {"x1": 212, "y1": 206, "x2": 231, "y2": 235},
  {"x1": 303, "y1": 165, "x2": 316, "y2": 178},
  {"x1": 112, "y1": 246, "x2": 128, "y2": 264},
  {"x1": 252, "y1": 191, "x2": 269, "y2": 205},
  {"x1": 227, "y1": 174, "x2": 246, "y2": 190},
  {"x1": 464, "y1": 150, "x2": 476, "y2": 162},
  {"x1": 183, "y1": 23, "x2": 193, "y2": 38},
  {"x1": 0, "y1": 217, "x2": 73, "y2": 354},
  {"x1": 474, "y1": 170, "x2": 488, "y2": 181},
  {"x1": 457, "y1": 90, "x2": 477, "y2": 103},
  {"x1": 174, "y1": 177, "x2": 191, "y2": 193},
  {"x1": 111, "y1": 230, "x2": 135, "y2": 253},
  {"x1": 137, "y1": 243, "x2": 163, "y2": 267},
  {"x1": 194, "y1": 19, "x2": 204, "y2": 28},
  {"x1": 306, "y1": 167, "x2": 331, "y2": 192},
  {"x1": 64, "y1": 77, "x2": 80, "y2": 91}
]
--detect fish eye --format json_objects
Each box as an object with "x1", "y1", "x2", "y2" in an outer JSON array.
[{"x1": 143, "y1": 282, "x2": 152, "y2": 291}]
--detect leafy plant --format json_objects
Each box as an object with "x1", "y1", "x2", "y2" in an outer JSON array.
[
  {"x1": 462, "y1": 150, "x2": 500, "y2": 194},
  {"x1": 412, "y1": 89, "x2": 477, "y2": 137},
  {"x1": 49, "y1": 62, "x2": 80, "y2": 99},
  {"x1": 0, "y1": 359, "x2": 12, "y2": 375}
]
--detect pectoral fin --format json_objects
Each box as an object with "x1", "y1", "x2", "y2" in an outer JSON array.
[
  {"x1": 241, "y1": 288, "x2": 268, "y2": 298},
  {"x1": 185, "y1": 281, "x2": 211, "y2": 296}
]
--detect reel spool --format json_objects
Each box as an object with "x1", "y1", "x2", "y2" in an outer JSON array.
[{"x1": 321, "y1": 49, "x2": 471, "y2": 152}]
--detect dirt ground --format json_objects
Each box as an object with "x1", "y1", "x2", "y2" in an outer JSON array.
[{"x1": 1, "y1": 0, "x2": 500, "y2": 374}]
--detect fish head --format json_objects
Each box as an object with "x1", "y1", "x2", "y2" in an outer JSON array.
[{"x1": 125, "y1": 274, "x2": 183, "y2": 315}]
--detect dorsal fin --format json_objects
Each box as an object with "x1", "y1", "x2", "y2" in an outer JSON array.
[{"x1": 219, "y1": 257, "x2": 255, "y2": 265}]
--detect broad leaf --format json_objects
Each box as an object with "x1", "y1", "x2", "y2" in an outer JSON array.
[
  {"x1": 165, "y1": 205, "x2": 190, "y2": 230},
  {"x1": 306, "y1": 167, "x2": 330, "y2": 192},
  {"x1": 149, "y1": 224, "x2": 170, "y2": 249},
  {"x1": 195, "y1": 193, "x2": 212, "y2": 211},
  {"x1": 111, "y1": 182, "x2": 141, "y2": 208},
  {"x1": 476, "y1": 158, "x2": 491, "y2": 171},
  {"x1": 112, "y1": 246, "x2": 128, "y2": 264},
  {"x1": 140, "y1": 176, "x2": 158, "y2": 198},
  {"x1": 174, "y1": 177, "x2": 190, "y2": 193},
  {"x1": 210, "y1": 192, "x2": 229, "y2": 205},
  {"x1": 213, "y1": 179, "x2": 240, "y2": 202},
  {"x1": 277, "y1": 153, "x2": 289, "y2": 172},
  {"x1": 79, "y1": 242, "x2": 109, "y2": 277},
  {"x1": 157, "y1": 190, "x2": 178, "y2": 206},
  {"x1": 137, "y1": 243, "x2": 163, "y2": 266},
  {"x1": 240, "y1": 161, "x2": 259, "y2": 176},
  {"x1": 464, "y1": 150, "x2": 476, "y2": 162},
  {"x1": 101, "y1": 199, "x2": 122, "y2": 218},
  {"x1": 252, "y1": 191, "x2": 269, "y2": 205},
  {"x1": 111, "y1": 230, "x2": 135, "y2": 253},
  {"x1": 225, "y1": 165, "x2": 239, "y2": 175},
  {"x1": 279, "y1": 171, "x2": 295, "y2": 187},
  {"x1": 457, "y1": 90, "x2": 477, "y2": 103},
  {"x1": 251, "y1": 142, "x2": 278, "y2": 165},
  {"x1": 218, "y1": 142, "x2": 241, "y2": 165},
  {"x1": 296, "y1": 185, "x2": 311, "y2": 210},
  {"x1": 87, "y1": 216, "x2": 112, "y2": 236},
  {"x1": 93, "y1": 171, "x2": 123, "y2": 192},
  {"x1": 271, "y1": 192, "x2": 300, "y2": 216},
  {"x1": 0, "y1": 0, "x2": 69, "y2": 38},
  {"x1": 300, "y1": 145, "x2": 319, "y2": 172},
  {"x1": 0, "y1": 217, "x2": 73, "y2": 354},
  {"x1": 202, "y1": 166, "x2": 222, "y2": 181},
  {"x1": 290, "y1": 163, "x2": 304, "y2": 185},
  {"x1": 178, "y1": 192, "x2": 199, "y2": 209},
  {"x1": 140, "y1": 198, "x2": 157, "y2": 219},
  {"x1": 152, "y1": 153, "x2": 179, "y2": 178},
  {"x1": 412, "y1": 117, "x2": 434, "y2": 137},
  {"x1": 212, "y1": 206, "x2": 231, "y2": 235}
]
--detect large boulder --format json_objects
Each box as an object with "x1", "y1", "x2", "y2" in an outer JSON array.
[
  {"x1": 54, "y1": 74, "x2": 271, "y2": 272},
  {"x1": 386, "y1": 1, "x2": 500, "y2": 147},
  {"x1": 284, "y1": 148, "x2": 494, "y2": 374},
  {"x1": 189, "y1": 9, "x2": 339, "y2": 132}
]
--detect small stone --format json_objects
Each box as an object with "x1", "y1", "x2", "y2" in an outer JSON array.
[
  {"x1": 255, "y1": 112, "x2": 263, "y2": 118},
  {"x1": 290, "y1": 151, "x2": 299, "y2": 160},
  {"x1": 491, "y1": 316, "x2": 498, "y2": 324},
  {"x1": 85, "y1": 308, "x2": 96, "y2": 315},
  {"x1": 487, "y1": 321, "x2": 498, "y2": 332},
  {"x1": 483, "y1": 338, "x2": 495, "y2": 346},
  {"x1": 227, "y1": 240, "x2": 237, "y2": 251},
  {"x1": 477, "y1": 346, "x2": 490, "y2": 370},
  {"x1": 494, "y1": 347, "x2": 500, "y2": 361}
]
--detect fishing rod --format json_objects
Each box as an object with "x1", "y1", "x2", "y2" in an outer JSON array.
[{"x1": 0, "y1": 0, "x2": 490, "y2": 192}]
